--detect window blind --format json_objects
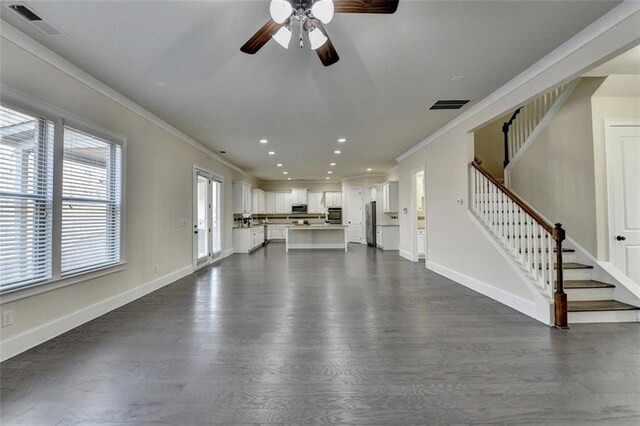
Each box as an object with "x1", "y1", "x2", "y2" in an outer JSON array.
[
  {"x1": 61, "y1": 127, "x2": 122, "y2": 275},
  {"x1": 0, "y1": 104, "x2": 54, "y2": 291}
]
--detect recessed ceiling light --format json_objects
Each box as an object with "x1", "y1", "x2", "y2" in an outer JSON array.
[
  {"x1": 277, "y1": 163, "x2": 283, "y2": 167},
  {"x1": 154, "y1": 81, "x2": 167, "y2": 87},
  {"x1": 338, "y1": 138, "x2": 346, "y2": 143},
  {"x1": 260, "y1": 139, "x2": 268, "y2": 144},
  {"x1": 287, "y1": 177, "x2": 292, "y2": 180},
  {"x1": 334, "y1": 150, "x2": 341, "y2": 154},
  {"x1": 268, "y1": 151, "x2": 275, "y2": 155},
  {"x1": 451, "y1": 75, "x2": 466, "y2": 81},
  {"x1": 327, "y1": 171, "x2": 332, "y2": 174},
  {"x1": 283, "y1": 171, "x2": 288, "y2": 175},
  {"x1": 330, "y1": 163, "x2": 336, "y2": 166},
  {"x1": 325, "y1": 177, "x2": 331, "y2": 180},
  {"x1": 366, "y1": 168, "x2": 372, "y2": 171}
]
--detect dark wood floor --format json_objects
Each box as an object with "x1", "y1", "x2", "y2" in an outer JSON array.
[{"x1": 1, "y1": 243, "x2": 639, "y2": 425}]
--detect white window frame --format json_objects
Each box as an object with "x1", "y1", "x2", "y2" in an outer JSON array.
[{"x1": 0, "y1": 87, "x2": 127, "y2": 304}]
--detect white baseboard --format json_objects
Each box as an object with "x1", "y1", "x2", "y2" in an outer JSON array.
[
  {"x1": 426, "y1": 260, "x2": 551, "y2": 325},
  {"x1": 0, "y1": 265, "x2": 194, "y2": 362},
  {"x1": 399, "y1": 249, "x2": 414, "y2": 262},
  {"x1": 221, "y1": 248, "x2": 234, "y2": 259}
]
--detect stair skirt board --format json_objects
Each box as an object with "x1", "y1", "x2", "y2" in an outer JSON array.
[{"x1": 569, "y1": 310, "x2": 640, "y2": 323}]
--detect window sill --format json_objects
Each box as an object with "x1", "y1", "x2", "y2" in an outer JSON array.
[{"x1": 0, "y1": 262, "x2": 127, "y2": 305}]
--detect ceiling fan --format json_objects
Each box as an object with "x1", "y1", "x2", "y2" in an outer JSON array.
[{"x1": 240, "y1": 0, "x2": 399, "y2": 67}]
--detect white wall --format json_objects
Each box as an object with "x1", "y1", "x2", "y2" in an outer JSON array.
[
  {"x1": 258, "y1": 181, "x2": 341, "y2": 192},
  {"x1": 393, "y1": 5, "x2": 640, "y2": 323},
  {"x1": 509, "y1": 77, "x2": 605, "y2": 256},
  {"x1": 474, "y1": 113, "x2": 510, "y2": 180},
  {"x1": 0, "y1": 35, "x2": 255, "y2": 359}
]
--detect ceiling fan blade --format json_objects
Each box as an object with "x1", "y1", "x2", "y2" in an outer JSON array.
[
  {"x1": 240, "y1": 20, "x2": 283, "y2": 54},
  {"x1": 313, "y1": 24, "x2": 339, "y2": 67},
  {"x1": 334, "y1": 0, "x2": 399, "y2": 14}
]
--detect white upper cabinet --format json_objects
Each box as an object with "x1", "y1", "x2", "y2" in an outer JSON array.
[
  {"x1": 325, "y1": 191, "x2": 342, "y2": 208},
  {"x1": 251, "y1": 188, "x2": 265, "y2": 214},
  {"x1": 283, "y1": 192, "x2": 292, "y2": 213},
  {"x1": 382, "y1": 181, "x2": 399, "y2": 213},
  {"x1": 308, "y1": 192, "x2": 325, "y2": 213},
  {"x1": 233, "y1": 181, "x2": 252, "y2": 214},
  {"x1": 266, "y1": 192, "x2": 276, "y2": 213},
  {"x1": 291, "y1": 188, "x2": 308, "y2": 205}
]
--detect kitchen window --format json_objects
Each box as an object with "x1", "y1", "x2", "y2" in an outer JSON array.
[{"x1": 0, "y1": 96, "x2": 125, "y2": 296}]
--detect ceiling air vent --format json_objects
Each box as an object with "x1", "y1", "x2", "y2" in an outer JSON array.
[
  {"x1": 430, "y1": 100, "x2": 470, "y2": 110},
  {"x1": 7, "y1": 3, "x2": 63, "y2": 36}
]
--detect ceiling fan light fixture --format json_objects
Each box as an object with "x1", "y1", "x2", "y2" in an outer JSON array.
[
  {"x1": 308, "y1": 27, "x2": 328, "y2": 51},
  {"x1": 269, "y1": 0, "x2": 293, "y2": 24},
  {"x1": 272, "y1": 25, "x2": 292, "y2": 49},
  {"x1": 311, "y1": 0, "x2": 334, "y2": 24}
]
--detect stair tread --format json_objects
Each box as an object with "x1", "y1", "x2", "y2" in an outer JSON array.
[
  {"x1": 565, "y1": 280, "x2": 615, "y2": 289},
  {"x1": 568, "y1": 300, "x2": 640, "y2": 312},
  {"x1": 560, "y1": 262, "x2": 593, "y2": 270},
  {"x1": 538, "y1": 262, "x2": 593, "y2": 270}
]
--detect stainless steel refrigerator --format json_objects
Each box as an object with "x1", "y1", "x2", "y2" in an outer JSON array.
[{"x1": 366, "y1": 201, "x2": 376, "y2": 247}]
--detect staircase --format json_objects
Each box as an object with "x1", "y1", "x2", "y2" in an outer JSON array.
[{"x1": 470, "y1": 162, "x2": 639, "y2": 325}]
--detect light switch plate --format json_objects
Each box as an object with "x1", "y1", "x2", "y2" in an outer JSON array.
[{"x1": 2, "y1": 310, "x2": 14, "y2": 327}]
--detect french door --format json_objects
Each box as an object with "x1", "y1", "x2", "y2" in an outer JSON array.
[{"x1": 193, "y1": 168, "x2": 222, "y2": 269}]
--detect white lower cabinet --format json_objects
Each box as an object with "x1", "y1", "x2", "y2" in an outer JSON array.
[
  {"x1": 267, "y1": 224, "x2": 287, "y2": 240},
  {"x1": 233, "y1": 227, "x2": 264, "y2": 253},
  {"x1": 376, "y1": 225, "x2": 399, "y2": 250},
  {"x1": 417, "y1": 229, "x2": 426, "y2": 257}
]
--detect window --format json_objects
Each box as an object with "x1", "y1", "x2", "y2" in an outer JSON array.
[
  {"x1": 0, "y1": 105, "x2": 54, "y2": 291},
  {"x1": 0, "y1": 98, "x2": 125, "y2": 294},
  {"x1": 62, "y1": 127, "x2": 122, "y2": 275}
]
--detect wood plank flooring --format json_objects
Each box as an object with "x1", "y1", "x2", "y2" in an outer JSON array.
[{"x1": 1, "y1": 243, "x2": 639, "y2": 425}]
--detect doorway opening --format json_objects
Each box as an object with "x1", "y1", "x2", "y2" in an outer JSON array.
[
  {"x1": 410, "y1": 167, "x2": 426, "y2": 262},
  {"x1": 193, "y1": 167, "x2": 223, "y2": 270}
]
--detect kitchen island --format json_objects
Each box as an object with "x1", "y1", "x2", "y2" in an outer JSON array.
[{"x1": 285, "y1": 225, "x2": 348, "y2": 252}]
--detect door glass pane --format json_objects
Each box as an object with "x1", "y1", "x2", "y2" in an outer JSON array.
[
  {"x1": 197, "y1": 175, "x2": 208, "y2": 260},
  {"x1": 212, "y1": 180, "x2": 221, "y2": 254}
]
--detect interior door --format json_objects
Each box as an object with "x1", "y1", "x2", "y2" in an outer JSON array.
[
  {"x1": 607, "y1": 122, "x2": 640, "y2": 283},
  {"x1": 348, "y1": 188, "x2": 363, "y2": 243}
]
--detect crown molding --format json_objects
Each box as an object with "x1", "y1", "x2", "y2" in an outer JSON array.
[
  {"x1": 341, "y1": 173, "x2": 386, "y2": 182},
  {"x1": 396, "y1": 1, "x2": 640, "y2": 162},
  {"x1": 0, "y1": 21, "x2": 252, "y2": 179}
]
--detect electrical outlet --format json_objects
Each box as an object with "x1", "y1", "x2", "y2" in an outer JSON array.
[
  {"x1": 2, "y1": 310, "x2": 14, "y2": 327},
  {"x1": 456, "y1": 198, "x2": 464, "y2": 205}
]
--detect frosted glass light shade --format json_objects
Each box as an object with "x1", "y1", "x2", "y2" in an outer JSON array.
[
  {"x1": 311, "y1": 0, "x2": 334, "y2": 24},
  {"x1": 270, "y1": 0, "x2": 293, "y2": 24},
  {"x1": 308, "y1": 27, "x2": 328, "y2": 50},
  {"x1": 272, "y1": 26, "x2": 292, "y2": 49}
]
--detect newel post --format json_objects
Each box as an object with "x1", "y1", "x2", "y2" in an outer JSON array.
[
  {"x1": 502, "y1": 122, "x2": 510, "y2": 169},
  {"x1": 553, "y1": 223, "x2": 568, "y2": 329}
]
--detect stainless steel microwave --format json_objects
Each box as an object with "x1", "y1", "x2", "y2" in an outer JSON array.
[{"x1": 292, "y1": 204, "x2": 307, "y2": 213}]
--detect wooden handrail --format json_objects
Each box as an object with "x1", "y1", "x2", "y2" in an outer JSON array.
[{"x1": 471, "y1": 162, "x2": 556, "y2": 236}]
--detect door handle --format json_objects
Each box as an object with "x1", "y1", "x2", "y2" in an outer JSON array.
[
  {"x1": 194, "y1": 230, "x2": 198, "y2": 234},
  {"x1": 616, "y1": 235, "x2": 626, "y2": 241}
]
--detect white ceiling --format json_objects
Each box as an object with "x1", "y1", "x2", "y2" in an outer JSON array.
[{"x1": 0, "y1": 0, "x2": 620, "y2": 181}]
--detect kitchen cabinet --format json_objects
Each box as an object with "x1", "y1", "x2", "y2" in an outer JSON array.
[
  {"x1": 251, "y1": 189, "x2": 265, "y2": 214},
  {"x1": 233, "y1": 226, "x2": 264, "y2": 253},
  {"x1": 283, "y1": 192, "x2": 292, "y2": 213},
  {"x1": 267, "y1": 224, "x2": 287, "y2": 240},
  {"x1": 417, "y1": 229, "x2": 426, "y2": 257},
  {"x1": 382, "y1": 181, "x2": 399, "y2": 213},
  {"x1": 290, "y1": 188, "x2": 308, "y2": 205},
  {"x1": 325, "y1": 191, "x2": 342, "y2": 208},
  {"x1": 233, "y1": 181, "x2": 252, "y2": 214},
  {"x1": 308, "y1": 192, "x2": 325, "y2": 213},
  {"x1": 376, "y1": 225, "x2": 399, "y2": 250}
]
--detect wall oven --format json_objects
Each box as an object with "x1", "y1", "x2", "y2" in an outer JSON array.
[{"x1": 327, "y1": 207, "x2": 342, "y2": 224}]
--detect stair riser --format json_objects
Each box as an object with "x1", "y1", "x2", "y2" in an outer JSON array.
[
  {"x1": 566, "y1": 288, "x2": 614, "y2": 301},
  {"x1": 569, "y1": 310, "x2": 640, "y2": 324},
  {"x1": 564, "y1": 269, "x2": 592, "y2": 281}
]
